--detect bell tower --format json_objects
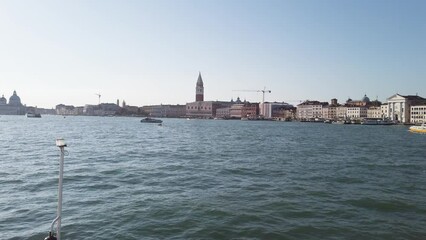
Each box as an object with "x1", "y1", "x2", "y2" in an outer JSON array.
[{"x1": 195, "y1": 72, "x2": 204, "y2": 102}]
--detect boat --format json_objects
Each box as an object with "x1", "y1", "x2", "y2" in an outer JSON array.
[
  {"x1": 26, "y1": 113, "x2": 41, "y2": 118},
  {"x1": 409, "y1": 123, "x2": 426, "y2": 133},
  {"x1": 140, "y1": 117, "x2": 162, "y2": 123},
  {"x1": 361, "y1": 118, "x2": 394, "y2": 125},
  {"x1": 324, "y1": 119, "x2": 332, "y2": 124},
  {"x1": 332, "y1": 120, "x2": 349, "y2": 124}
]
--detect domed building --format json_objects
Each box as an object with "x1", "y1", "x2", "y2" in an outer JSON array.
[
  {"x1": 0, "y1": 91, "x2": 26, "y2": 115},
  {"x1": 345, "y1": 94, "x2": 372, "y2": 107},
  {"x1": 9, "y1": 90, "x2": 22, "y2": 106},
  {"x1": 362, "y1": 94, "x2": 370, "y2": 103},
  {"x1": 0, "y1": 95, "x2": 6, "y2": 105}
]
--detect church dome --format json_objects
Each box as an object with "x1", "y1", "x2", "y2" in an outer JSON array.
[
  {"x1": 362, "y1": 94, "x2": 370, "y2": 103},
  {"x1": 9, "y1": 91, "x2": 22, "y2": 106},
  {"x1": 0, "y1": 95, "x2": 6, "y2": 105}
]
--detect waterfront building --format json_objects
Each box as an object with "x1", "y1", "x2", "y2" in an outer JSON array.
[
  {"x1": 322, "y1": 98, "x2": 339, "y2": 120},
  {"x1": 142, "y1": 104, "x2": 186, "y2": 117},
  {"x1": 230, "y1": 104, "x2": 244, "y2": 118},
  {"x1": 296, "y1": 100, "x2": 328, "y2": 120},
  {"x1": 271, "y1": 103, "x2": 293, "y2": 118},
  {"x1": 226, "y1": 99, "x2": 257, "y2": 119},
  {"x1": 336, "y1": 106, "x2": 348, "y2": 119},
  {"x1": 347, "y1": 106, "x2": 367, "y2": 120},
  {"x1": 0, "y1": 91, "x2": 26, "y2": 115},
  {"x1": 381, "y1": 103, "x2": 388, "y2": 118},
  {"x1": 385, "y1": 94, "x2": 426, "y2": 123},
  {"x1": 122, "y1": 105, "x2": 141, "y2": 115},
  {"x1": 411, "y1": 105, "x2": 426, "y2": 124},
  {"x1": 196, "y1": 72, "x2": 204, "y2": 102},
  {"x1": 186, "y1": 101, "x2": 232, "y2": 118},
  {"x1": 216, "y1": 107, "x2": 230, "y2": 118},
  {"x1": 260, "y1": 102, "x2": 293, "y2": 119},
  {"x1": 215, "y1": 102, "x2": 259, "y2": 119},
  {"x1": 367, "y1": 106, "x2": 382, "y2": 119},
  {"x1": 83, "y1": 104, "x2": 119, "y2": 116},
  {"x1": 83, "y1": 105, "x2": 96, "y2": 115},
  {"x1": 241, "y1": 102, "x2": 259, "y2": 118},
  {"x1": 56, "y1": 104, "x2": 79, "y2": 115},
  {"x1": 97, "y1": 103, "x2": 120, "y2": 116},
  {"x1": 322, "y1": 106, "x2": 337, "y2": 119}
]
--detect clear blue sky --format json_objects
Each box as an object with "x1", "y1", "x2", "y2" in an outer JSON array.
[{"x1": 1, "y1": 0, "x2": 425, "y2": 108}]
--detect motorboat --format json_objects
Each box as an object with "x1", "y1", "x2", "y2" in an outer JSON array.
[
  {"x1": 409, "y1": 123, "x2": 426, "y2": 133},
  {"x1": 140, "y1": 117, "x2": 162, "y2": 123},
  {"x1": 26, "y1": 113, "x2": 41, "y2": 118}
]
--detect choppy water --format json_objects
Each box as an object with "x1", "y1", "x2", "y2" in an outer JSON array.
[{"x1": 0, "y1": 115, "x2": 425, "y2": 239}]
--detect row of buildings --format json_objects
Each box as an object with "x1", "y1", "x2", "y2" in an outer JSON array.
[
  {"x1": 0, "y1": 90, "x2": 55, "y2": 115},
  {"x1": 5, "y1": 74, "x2": 426, "y2": 124},
  {"x1": 55, "y1": 73, "x2": 426, "y2": 124},
  {"x1": 297, "y1": 94, "x2": 426, "y2": 124}
]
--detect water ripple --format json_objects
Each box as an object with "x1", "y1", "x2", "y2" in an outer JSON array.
[{"x1": 0, "y1": 116, "x2": 425, "y2": 239}]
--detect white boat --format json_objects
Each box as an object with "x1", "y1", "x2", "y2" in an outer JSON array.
[
  {"x1": 332, "y1": 120, "x2": 348, "y2": 124},
  {"x1": 409, "y1": 123, "x2": 426, "y2": 133},
  {"x1": 361, "y1": 118, "x2": 394, "y2": 125},
  {"x1": 26, "y1": 113, "x2": 41, "y2": 118}
]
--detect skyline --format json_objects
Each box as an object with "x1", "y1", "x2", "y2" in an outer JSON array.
[{"x1": 1, "y1": 0, "x2": 425, "y2": 108}]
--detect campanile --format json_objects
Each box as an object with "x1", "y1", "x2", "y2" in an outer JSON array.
[{"x1": 195, "y1": 72, "x2": 204, "y2": 102}]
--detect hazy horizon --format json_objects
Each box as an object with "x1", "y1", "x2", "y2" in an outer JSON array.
[{"x1": 1, "y1": 0, "x2": 425, "y2": 109}]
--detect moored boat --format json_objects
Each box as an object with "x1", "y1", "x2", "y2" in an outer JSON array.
[
  {"x1": 332, "y1": 120, "x2": 349, "y2": 124},
  {"x1": 361, "y1": 118, "x2": 394, "y2": 125},
  {"x1": 140, "y1": 117, "x2": 162, "y2": 123},
  {"x1": 409, "y1": 123, "x2": 426, "y2": 133}
]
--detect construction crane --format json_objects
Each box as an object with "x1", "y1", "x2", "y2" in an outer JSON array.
[
  {"x1": 95, "y1": 93, "x2": 101, "y2": 105},
  {"x1": 232, "y1": 87, "x2": 271, "y2": 103},
  {"x1": 232, "y1": 87, "x2": 271, "y2": 117}
]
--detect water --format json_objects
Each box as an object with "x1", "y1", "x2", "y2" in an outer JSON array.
[{"x1": 0, "y1": 115, "x2": 425, "y2": 239}]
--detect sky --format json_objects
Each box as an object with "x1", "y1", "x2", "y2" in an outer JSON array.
[{"x1": 0, "y1": 0, "x2": 425, "y2": 108}]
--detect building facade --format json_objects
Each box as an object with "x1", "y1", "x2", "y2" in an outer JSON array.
[
  {"x1": 142, "y1": 104, "x2": 186, "y2": 117},
  {"x1": 296, "y1": 100, "x2": 328, "y2": 120},
  {"x1": 347, "y1": 107, "x2": 367, "y2": 119},
  {"x1": 386, "y1": 94, "x2": 426, "y2": 123},
  {"x1": 336, "y1": 106, "x2": 348, "y2": 119},
  {"x1": 241, "y1": 102, "x2": 259, "y2": 118},
  {"x1": 367, "y1": 106, "x2": 382, "y2": 119},
  {"x1": 229, "y1": 104, "x2": 244, "y2": 118},
  {"x1": 322, "y1": 106, "x2": 338, "y2": 120},
  {"x1": 410, "y1": 105, "x2": 426, "y2": 124},
  {"x1": 216, "y1": 107, "x2": 230, "y2": 118},
  {"x1": 186, "y1": 101, "x2": 231, "y2": 118}
]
